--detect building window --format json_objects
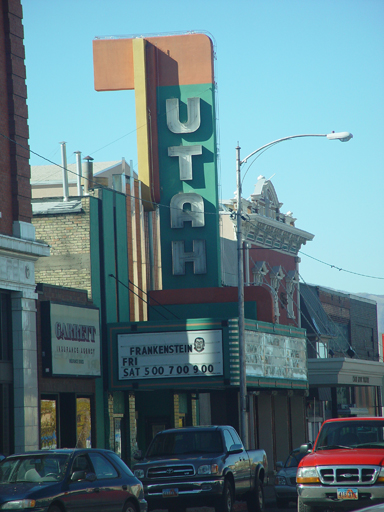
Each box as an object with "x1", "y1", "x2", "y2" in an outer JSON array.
[
  {"x1": 270, "y1": 266, "x2": 285, "y2": 322},
  {"x1": 40, "y1": 398, "x2": 57, "y2": 449},
  {"x1": 316, "y1": 340, "x2": 328, "y2": 359},
  {"x1": 252, "y1": 261, "x2": 269, "y2": 286},
  {"x1": 76, "y1": 397, "x2": 92, "y2": 448}
]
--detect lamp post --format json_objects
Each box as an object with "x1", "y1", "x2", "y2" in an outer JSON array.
[{"x1": 236, "y1": 131, "x2": 353, "y2": 448}]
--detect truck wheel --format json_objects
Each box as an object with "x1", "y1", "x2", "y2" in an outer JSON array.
[
  {"x1": 215, "y1": 478, "x2": 234, "y2": 512},
  {"x1": 297, "y1": 496, "x2": 320, "y2": 512},
  {"x1": 246, "y1": 478, "x2": 264, "y2": 512}
]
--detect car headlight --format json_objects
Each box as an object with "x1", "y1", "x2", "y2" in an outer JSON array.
[
  {"x1": 134, "y1": 469, "x2": 145, "y2": 479},
  {"x1": 275, "y1": 475, "x2": 287, "y2": 486},
  {"x1": 296, "y1": 466, "x2": 320, "y2": 484},
  {"x1": 198, "y1": 464, "x2": 218, "y2": 475},
  {"x1": 1, "y1": 500, "x2": 36, "y2": 510}
]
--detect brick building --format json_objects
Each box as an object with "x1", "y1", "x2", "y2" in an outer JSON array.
[
  {"x1": 300, "y1": 284, "x2": 382, "y2": 441},
  {"x1": 32, "y1": 171, "x2": 162, "y2": 322},
  {"x1": 220, "y1": 175, "x2": 313, "y2": 326},
  {"x1": 0, "y1": 0, "x2": 49, "y2": 455},
  {"x1": 31, "y1": 177, "x2": 162, "y2": 453}
]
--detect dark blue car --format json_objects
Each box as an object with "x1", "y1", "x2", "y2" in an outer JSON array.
[{"x1": 0, "y1": 448, "x2": 147, "y2": 512}]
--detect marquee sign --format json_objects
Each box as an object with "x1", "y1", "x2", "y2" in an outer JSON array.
[
  {"x1": 245, "y1": 331, "x2": 307, "y2": 381},
  {"x1": 93, "y1": 33, "x2": 221, "y2": 290},
  {"x1": 117, "y1": 329, "x2": 223, "y2": 380}
]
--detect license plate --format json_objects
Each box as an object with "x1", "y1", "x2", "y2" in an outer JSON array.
[
  {"x1": 337, "y1": 488, "x2": 358, "y2": 500},
  {"x1": 162, "y1": 488, "x2": 179, "y2": 497}
]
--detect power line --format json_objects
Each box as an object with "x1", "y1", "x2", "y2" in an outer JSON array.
[
  {"x1": 299, "y1": 251, "x2": 384, "y2": 280},
  {"x1": 88, "y1": 84, "x2": 213, "y2": 157},
  {"x1": 242, "y1": 215, "x2": 384, "y2": 282},
  {"x1": 108, "y1": 273, "x2": 179, "y2": 320},
  {"x1": 2, "y1": 128, "x2": 383, "y2": 283}
]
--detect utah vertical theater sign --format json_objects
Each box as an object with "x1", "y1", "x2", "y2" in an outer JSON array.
[{"x1": 93, "y1": 33, "x2": 221, "y2": 290}]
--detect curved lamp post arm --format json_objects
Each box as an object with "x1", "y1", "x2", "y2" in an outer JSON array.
[
  {"x1": 241, "y1": 131, "x2": 353, "y2": 164},
  {"x1": 236, "y1": 130, "x2": 353, "y2": 449}
]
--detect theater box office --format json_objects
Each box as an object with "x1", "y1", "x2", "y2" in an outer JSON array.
[{"x1": 39, "y1": 301, "x2": 100, "y2": 449}]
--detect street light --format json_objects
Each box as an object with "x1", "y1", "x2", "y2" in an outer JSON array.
[{"x1": 236, "y1": 131, "x2": 353, "y2": 448}]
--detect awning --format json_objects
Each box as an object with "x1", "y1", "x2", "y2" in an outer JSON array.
[{"x1": 308, "y1": 357, "x2": 384, "y2": 387}]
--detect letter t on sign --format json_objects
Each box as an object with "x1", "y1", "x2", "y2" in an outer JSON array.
[{"x1": 168, "y1": 145, "x2": 203, "y2": 181}]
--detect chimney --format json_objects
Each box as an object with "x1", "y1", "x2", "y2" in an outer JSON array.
[
  {"x1": 60, "y1": 141, "x2": 69, "y2": 201},
  {"x1": 82, "y1": 156, "x2": 94, "y2": 195},
  {"x1": 112, "y1": 157, "x2": 127, "y2": 192},
  {"x1": 74, "y1": 151, "x2": 82, "y2": 196}
]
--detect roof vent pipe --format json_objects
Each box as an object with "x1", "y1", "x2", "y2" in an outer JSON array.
[
  {"x1": 60, "y1": 141, "x2": 69, "y2": 201},
  {"x1": 74, "y1": 151, "x2": 82, "y2": 196},
  {"x1": 112, "y1": 157, "x2": 127, "y2": 192},
  {"x1": 83, "y1": 156, "x2": 94, "y2": 195}
]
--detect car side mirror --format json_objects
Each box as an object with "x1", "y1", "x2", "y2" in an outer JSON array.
[
  {"x1": 299, "y1": 443, "x2": 312, "y2": 454},
  {"x1": 133, "y1": 450, "x2": 143, "y2": 461},
  {"x1": 85, "y1": 472, "x2": 97, "y2": 482},
  {"x1": 71, "y1": 470, "x2": 86, "y2": 482},
  {"x1": 276, "y1": 461, "x2": 284, "y2": 469},
  {"x1": 228, "y1": 443, "x2": 243, "y2": 454}
]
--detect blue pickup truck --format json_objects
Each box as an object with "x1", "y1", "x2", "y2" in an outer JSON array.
[{"x1": 133, "y1": 425, "x2": 268, "y2": 512}]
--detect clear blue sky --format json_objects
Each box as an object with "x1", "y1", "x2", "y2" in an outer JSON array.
[{"x1": 22, "y1": 0, "x2": 384, "y2": 296}]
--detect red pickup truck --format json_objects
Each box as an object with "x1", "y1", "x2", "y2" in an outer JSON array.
[{"x1": 297, "y1": 417, "x2": 384, "y2": 511}]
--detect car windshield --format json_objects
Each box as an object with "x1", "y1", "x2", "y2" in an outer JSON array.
[
  {"x1": 0, "y1": 454, "x2": 70, "y2": 483},
  {"x1": 147, "y1": 431, "x2": 223, "y2": 457},
  {"x1": 316, "y1": 421, "x2": 384, "y2": 450}
]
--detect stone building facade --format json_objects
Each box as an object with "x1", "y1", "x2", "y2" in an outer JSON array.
[{"x1": 0, "y1": 0, "x2": 49, "y2": 455}]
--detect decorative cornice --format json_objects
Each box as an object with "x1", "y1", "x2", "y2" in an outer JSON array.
[
  {"x1": 0, "y1": 234, "x2": 50, "y2": 261},
  {"x1": 242, "y1": 214, "x2": 314, "y2": 255}
]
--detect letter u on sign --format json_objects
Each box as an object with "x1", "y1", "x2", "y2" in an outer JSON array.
[{"x1": 166, "y1": 98, "x2": 201, "y2": 133}]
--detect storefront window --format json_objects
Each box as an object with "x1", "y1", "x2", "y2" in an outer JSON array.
[
  {"x1": 355, "y1": 386, "x2": 377, "y2": 416},
  {"x1": 76, "y1": 397, "x2": 91, "y2": 448},
  {"x1": 337, "y1": 387, "x2": 349, "y2": 410},
  {"x1": 40, "y1": 399, "x2": 57, "y2": 449}
]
